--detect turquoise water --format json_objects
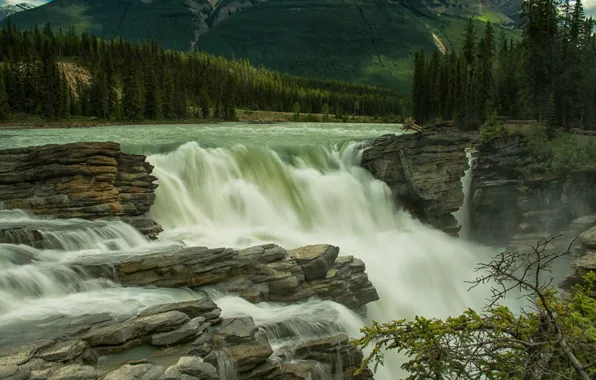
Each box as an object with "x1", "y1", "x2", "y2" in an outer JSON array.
[{"x1": 0, "y1": 122, "x2": 404, "y2": 154}]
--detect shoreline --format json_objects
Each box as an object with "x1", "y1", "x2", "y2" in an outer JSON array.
[{"x1": 0, "y1": 110, "x2": 403, "y2": 130}]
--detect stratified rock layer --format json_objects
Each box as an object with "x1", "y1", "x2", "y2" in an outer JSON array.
[
  {"x1": 0, "y1": 142, "x2": 161, "y2": 238},
  {"x1": 81, "y1": 244, "x2": 379, "y2": 313},
  {"x1": 0, "y1": 297, "x2": 375, "y2": 380},
  {"x1": 0, "y1": 243, "x2": 379, "y2": 379},
  {"x1": 360, "y1": 123, "x2": 473, "y2": 234}
]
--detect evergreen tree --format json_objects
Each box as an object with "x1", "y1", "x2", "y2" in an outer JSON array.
[{"x1": 0, "y1": 69, "x2": 10, "y2": 120}]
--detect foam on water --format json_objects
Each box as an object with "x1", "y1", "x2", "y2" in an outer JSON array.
[
  {"x1": 148, "y1": 140, "x2": 497, "y2": 378},
  {"x1": 0, "y1": 123, "x2": 495, "y2": 379}
]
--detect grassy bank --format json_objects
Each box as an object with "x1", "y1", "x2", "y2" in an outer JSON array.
[{"x1": 0, "y1": 110, "x2": 403, "y2": 130}]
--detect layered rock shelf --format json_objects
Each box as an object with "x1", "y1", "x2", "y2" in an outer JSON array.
[
  {"x1": 80, "y1": 244, "x2": 379, "y2": 313},
  {"x1": 0, "y1": 142, "x2": 162, "y2": 238},
  {"x1": 360, "y1": 122, "x2": 473, "y2": 234},
  {"x1": 0, "y1": 243, "x2": 379, "y2": 379},
  {"x1": 0, "y1": 298, "x2": 373, "y2": 380}
]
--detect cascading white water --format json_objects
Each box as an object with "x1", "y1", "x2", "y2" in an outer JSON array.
[
  {"x1": 454, "y1": 147, "x2": 477, "y2": 240},
  {"x1": 149, "y1": 141, "x2": 497, "y2": 378},
  {"x1": 0, "y1": 123, "x2": 501, "y2": 379},
  {"x1": 0, "y1": 211, "x2": 192, "y2": 333}
]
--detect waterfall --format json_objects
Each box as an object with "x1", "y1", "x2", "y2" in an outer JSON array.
[
  {"x1": 454, "y1": 147, "x2": 477, "y2": 240},
  {"x1": 149, "y1": 141, "x2": 496, "y2": 378}
]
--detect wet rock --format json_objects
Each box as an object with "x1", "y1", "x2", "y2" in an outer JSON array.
[
  {"x1": 361, "y1": 122, "x2": 473, "y2": 234},
  {"x1": 211, "y1": 318, "x2": 273, "y2": 373},
  {"x1": 0, "y1": 365, "x2": 31, "y2": 380},
  {"x1": 289, "y1": 245, "x2": 339, "y2": 280},
  {"x1": 0, "y1": 142, "x2": 162, "y2": 239},
  {"x1": 135, "y1": 311, "x2": 190, "y2": 333},
  {"x1": 140, "y1": 299, "x2": 220, "y2": 321},
  {"x1": 34, "y1": 340, "x2": 89, "y2": 362},
  {"x1": 47, "y1": 364, "x2": 103, "y2": 379},
  {"x1": 151, "y1": 318, "x2": 207, "y2": 347},
  {"x1": 177, "y1": 356, "x2": 217, "y2": 378},
  {"x1": 103, "y1": 363, "x2": 165, "y2": 380},
  {"x1": 581, "y1": 226, "x2": 596, "y2": 248}
]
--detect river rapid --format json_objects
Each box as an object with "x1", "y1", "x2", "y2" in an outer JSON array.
[{"x1": 0, "y1": 122, "x2": 498, "y2": 379}]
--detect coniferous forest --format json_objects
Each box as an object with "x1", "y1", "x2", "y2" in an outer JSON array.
[
  {"x1": 0, "y1": 23, "x2": 409, "y2": 122},
  {"x1": 412, "y1": 0, "x2": 596, "y2": 130}
]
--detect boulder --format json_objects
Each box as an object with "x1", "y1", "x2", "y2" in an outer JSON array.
[
  {"x1": 103, "y1": 363, "x2": 165, "y2": 380},
  {"x1": 210, "y1": 318, "x2": 273, "y2": 373},
  {"x1": 289, "y1": 245, "x2": 339, "y2": 280},
  {"x1": 580, "y1": 226, "x2": 596, "y2": 248}
]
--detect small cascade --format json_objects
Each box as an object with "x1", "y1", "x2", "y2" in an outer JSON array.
[
  {"x1": 454, "y1": 147, "x2": 477, "y2": 240},
  {"x1": 215, "y1": 350, "x2": 239, "y2": 380},
  {"x1": 0, "y1": 209, "x2": 149, "y2": 251}
]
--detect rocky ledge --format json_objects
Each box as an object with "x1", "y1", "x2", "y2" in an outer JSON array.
[
  {"x1": 0, "y1": 142, "x2": 161, "y2": 238},
  {"x1": 0, "y1": 298, "x2": 373, "y2": 380},
  {"x1": 80, "y1": 244, "x2": 379, "y2": 313},
  {"x1": 1, "y1": 243, "x2": 379, "y2": 380},
  {"x1": 360, "y1": 122, "x2": 473, "y2": 234}
]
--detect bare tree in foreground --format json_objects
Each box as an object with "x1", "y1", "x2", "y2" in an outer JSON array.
[{"x1": 353, "y1": 236, "x2": 596, "y2": 379}]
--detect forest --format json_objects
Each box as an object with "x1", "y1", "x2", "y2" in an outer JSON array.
[
  {"x1": 412, "y1": 0, "x2": 596, "y2": 130},
  {"x1": 0, "y1": 23, "x2": 409, "y2": 122}
]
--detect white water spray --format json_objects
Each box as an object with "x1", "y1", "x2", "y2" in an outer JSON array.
[
  {"x1": 454, "y1": 147, "x2": 477, "y2": 240},
  {"x1": 149, "y1": 141, "x2": 496, "y2": 378}
]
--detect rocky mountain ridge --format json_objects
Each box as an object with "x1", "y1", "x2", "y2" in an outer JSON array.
[
  {"x1": 0, "y1": 2, "x2": 35, "y2": 21},
  {"x1": 5, "y1": 0, "x2": 520, "y2": 92}
]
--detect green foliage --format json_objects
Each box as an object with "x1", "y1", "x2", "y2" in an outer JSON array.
[
  {"x1": 479, "y1": 113, "x2": 509, "y2": 141},
  {"x1": 4, "y1": 0, "x2": 520, "y2": 93},
  {"x1": 321, "y1": 103, "x2": 330, "y2": 122},
  {"x1": 292, "y1": 102, "x2": 301, "y2": 122},
  {"x1": 412, "y1": 0, "x2": 596, "y2": 130},
  {"x1": 354, "y1": 237, "x2": 596, "y2": 379},
  {"x1": 0, "y1": 23, "x2": 407, "y2": 122},
  {"x1": 523, "y1": 125, "x2": 596, "y2": 175}
]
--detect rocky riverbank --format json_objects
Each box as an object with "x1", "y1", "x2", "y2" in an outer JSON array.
[
  {"x1": 0, "y1": 242, "x2": 379, "y2": 380},
  {"x1": 0, "y1": 142, "x2": 162, "y2": 238}
]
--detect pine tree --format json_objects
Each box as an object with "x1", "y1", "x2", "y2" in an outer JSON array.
[{"x1": 0, "y1": 69, "x2": 10, "y2": 120}]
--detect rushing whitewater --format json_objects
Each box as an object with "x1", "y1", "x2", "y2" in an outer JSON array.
[
  {"x1": 0, "y1": 123, "x2": 497, "y2": 379},
  {"x1": 147, "y1": 137, "x2": 496, "y2": 378}
]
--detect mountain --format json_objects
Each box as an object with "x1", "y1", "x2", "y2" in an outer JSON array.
[
  {"x1": 0, "y1": 2, "x2": 36, "y2": 21},
  {"x1": 4, "y1": 0, "x2": 520, "y2": 92}
]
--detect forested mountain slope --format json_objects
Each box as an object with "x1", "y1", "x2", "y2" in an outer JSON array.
[{"x1": 5, "y1": 0, "x2": 520, "y2": 92}]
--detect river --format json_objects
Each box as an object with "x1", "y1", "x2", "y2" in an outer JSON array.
[{"x1": 0, "y1": 122, "x2": 497, "y2": 379}]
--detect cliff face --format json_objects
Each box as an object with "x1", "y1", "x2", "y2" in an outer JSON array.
[
  {"x1": 0, "y1": 142, "x2": 162, "y2": 238},
  {"x1": 470, "y1": 135, "x2": 596, "y2": 247},
  {"x1": 360, "y1": 123, "x2": 473, "y2": 234}
]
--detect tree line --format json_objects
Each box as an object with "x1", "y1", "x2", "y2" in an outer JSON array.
[
  {"x1": 412, "y1": 0, "x2": 596, "y2": 130},
  {"x1": 0, "y1": 23, "x2": 410, "y2": 122}
]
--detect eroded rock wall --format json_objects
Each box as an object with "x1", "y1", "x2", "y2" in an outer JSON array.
[
  {"x1": 0, "y1": 142, "x2": 162, "y2": 238},
  {"x1": 360, "y1": 123, "x2": 473, "y2": 234},
  {"x1": 470, "y1": 134, "x2": 596, "y2": 247}
]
